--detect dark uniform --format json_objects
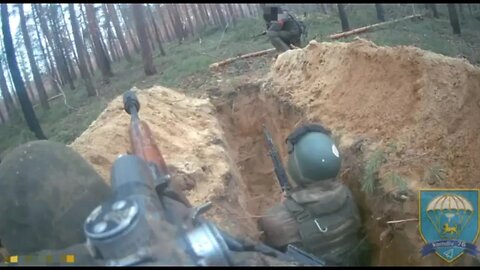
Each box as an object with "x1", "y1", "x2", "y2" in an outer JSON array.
[
  {"x1": 263, "y1": 6, "x2": 302, "y2": 52},
  {"x1": 259, "y1": 179, "x2": 362, "y2": 266}
]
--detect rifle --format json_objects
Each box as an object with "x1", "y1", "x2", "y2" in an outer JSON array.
[
  {"x1": 263, "y1": 125, "x2": 292, "y2": 196},
  {"x1": 252, "y1": 31, "x2": 267, "y2": 39},
  {"x1": 82, "y1": 90, "x2": 324, "y2": 266},
  {"x1": 123, "y1": 90, "x2": 191, "y2": 208}
]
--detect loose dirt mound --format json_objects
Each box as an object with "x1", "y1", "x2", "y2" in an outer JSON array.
[
  {"x1": 69, "y1": 86, "x2": 259, "y2": 239},
  {"x1": 266, "y1": 38, "x2": 480, "y2": 265}
]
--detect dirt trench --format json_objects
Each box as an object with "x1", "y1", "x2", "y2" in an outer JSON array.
[
  {"x1": 68, "y1": 83, "x2": 384, "y2": 265},
  {"x1": 210, "y1": 83, "x2": 304, "y2": 218},
  {"x1": 207, "y1": 81, "x2": 479, "y2": 266},
  {"x1": 208, "y1": 83, "x2": 382, "y2": 264}
]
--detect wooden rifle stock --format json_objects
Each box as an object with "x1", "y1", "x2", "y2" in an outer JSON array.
[
  {"x1": 124, "y1": 90, "x2": 192, "y2": 208},
  {"x1": 130, "y1": 120, "x2": 169, "y2": 176}
]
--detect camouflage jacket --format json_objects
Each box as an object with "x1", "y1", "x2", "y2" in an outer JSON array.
[
  {"x1": 258, "y1": 179, "x2": 362, "y2": 266},
  {"x1": 267, "y1": 11, "x2": 301, "y2": 34}
]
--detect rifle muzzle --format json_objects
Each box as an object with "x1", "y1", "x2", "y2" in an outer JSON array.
[{"x1": 123, "y1": 90, "x2": 141, "y2": 115}]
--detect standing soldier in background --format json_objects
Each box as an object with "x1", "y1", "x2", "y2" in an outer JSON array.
[
  {"x1": 259, "y1": 124, "x2": 368, "y2": 266},
  {"x1": 261, "y1": 4, "x2": 303, "y2": 53}
]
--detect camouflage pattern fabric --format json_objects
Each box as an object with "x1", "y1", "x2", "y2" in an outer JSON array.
[
  {"x1": 259, "y1": 179, "x2": 364, "y2": 266},
  {"x1": 265, "y1": 10, "x2": 302, "y2": 52}
]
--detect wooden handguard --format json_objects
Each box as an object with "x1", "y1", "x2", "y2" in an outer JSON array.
[
  {"x1": 130, "y1": 120, "x2": 169, "y2": 176},
  {"x1": 129, "y1": 119, "x2": 192, "y2": 208}
]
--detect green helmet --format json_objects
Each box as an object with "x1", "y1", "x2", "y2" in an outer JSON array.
[{"x1": 286, "y1": 124, "x2": 341, "y2": 186}]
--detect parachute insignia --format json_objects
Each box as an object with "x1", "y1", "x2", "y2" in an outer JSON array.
[{"x1": 419, "y1": 189, "x2": 480, "y2": 263}]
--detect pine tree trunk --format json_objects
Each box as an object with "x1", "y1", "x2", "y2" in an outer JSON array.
[
  {"x1": 0, "y1": 60, "x2": 15, "y2": 115},
  {"x1": 85, "y1": 4, "x2": 114, "y2": 83},
  {"x1": 47, "y1": 4, "x2": 76, "y2": 90},
  {"x1": 68, "y1": 4, "x2": 96, "y2": 97},
  {"x1": 20, "y1": 68, "x2": 34, "y2": 102},
  {"x1": 60, "y1": 5, "x2": 80, "y2": 74},
  {"x1": 458, "y1": 4, "x2": 466, "y2": 20},
  {"x1": 6, "y1": 68, "x2": 18, "y2": 105},
  {"x1": 227, "y1": 4, "x2": 236, "y2": 26},
  {"x1": 375, "y1": 4, "x2": 385, "y2": 22},
  {"x1": 31, "y1": 5, "x2": 61, "y2": 94},
  {"x1": 207, "y1": 4, "x2": 218, "y2": 25},
  {"x1": 0, "y1": 105, "x2": 5, "y2": 123},
  {"x1": 183, "y1": 4, "x2": 195, "y2": 36},
  {"x1": 1, "y1": 3, "x2": 46, "y2": 139},
  {"x1": 100, "y1": 32, "x2": 113, "y2": 64},
  {"x1": 42, "y1": 27, "x2": 63, "y2": 86},
  {"x1": 145, "y1": 16, "x2": 157, "y2": 52},
  {"x1": 56, "y1": 4, "x2": 77, "y2": 82},
  {"x1": 174, "y1": 4, "x2": 187, "y2": 41},
  {"x1": 79, "y1": 4, "x2": 96, "y2": 75},
  {"x1": 319, "y1": 4, "x2": 328, "y2": 14},
  {"x1": 215, "y1": 4, "x2": 227, "y2": 27},
  {"x1": 35, "y1": 4, "x2": 66, "y2": 87},
  {"x1": 167, "y1": 4, "x2": 184, "y2": 44},
  {"x1": 103, "y1": 5, "x2": 121, "y2": 61},
  {"x1": 192, "y1": 4, "x2": 204, "y2": 29},
  {"x1": 81, "y1": 27, "x2": 96, "y2": 76},
  {"x1": 17, "y1": 51, "x2": 34, "y2": 102},
  {"x1": 428, "y1": 4, "x2": 439, "y2": 18},
  {"x1": 448, "y1": 4, "x2": 461, "y2": 35},
  {"x1": 61, "y1": 36, "x2": 77, "y2": 83},
  {"x1": 199, "y1": 4, "x2": 211, "y2": 24},
  {"x1": 102, "y1": 4, "x2": 119, "y2": 62},
  {"x1": 119, "y1": 5, "x2": 140, "y2": 54},
  {"x1": 110, "y1": 36, "x2": 120, "y2": 61},
  {"x1": 147, "y1": 4, "x2": 165, "y2": 56},
  {"x1": 107, "y1": 4, "x2": 132, "y2": 62},
  {"x1": 337, "y1": 4, "x2": 350, "y2": 32},
  {"x1": 18, "y1": 4, "x2": 49, "y2": 110},
  {"x1": 131, "y1": 4, "x2": 156, "y2": 76},
  {"x1": 236, "y1": 4, "x2": 245, "y2": 18},
  {"x1": 156, "y1": 5, "x2": 172, "y2": 42},
  {"x1": 247, "y1": 4, "x2": 255, "y2": 17}
]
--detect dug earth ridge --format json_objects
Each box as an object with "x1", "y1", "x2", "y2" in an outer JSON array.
[{"x1": 70, "y1": 39, "x2": 480, "y2": 266}]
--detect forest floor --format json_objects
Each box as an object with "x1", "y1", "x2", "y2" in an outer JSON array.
[{"x1": 1, "y1": 5, "x2": 480, "y2": 266}]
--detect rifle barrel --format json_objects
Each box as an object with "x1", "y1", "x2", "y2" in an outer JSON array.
[{"x1": 262, "y1": 126, "x2": 291, "y2": 194}]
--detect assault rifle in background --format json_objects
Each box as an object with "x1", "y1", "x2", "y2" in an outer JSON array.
[{"x1": 263, "y1": 125, "x2": 292, "y2": 196}]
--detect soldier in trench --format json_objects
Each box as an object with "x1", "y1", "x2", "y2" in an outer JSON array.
[{"x1": 258, "y1": 124, "x2": 370, "y2": 266}]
